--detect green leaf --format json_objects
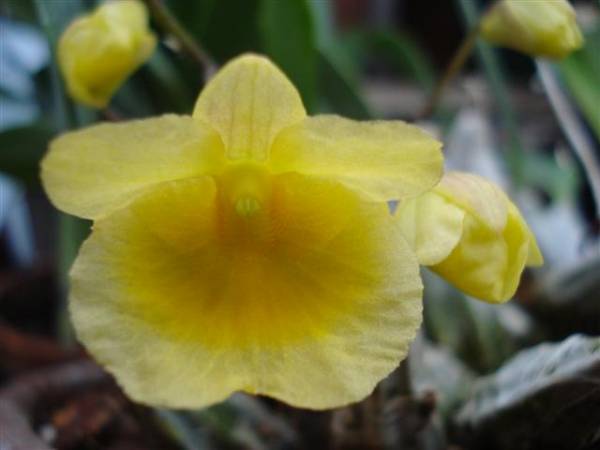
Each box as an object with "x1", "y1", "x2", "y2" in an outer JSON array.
[
  {"x1": 305, "y1": 0, "x2": 372, "y2": 118},
  {"x1": 172, "y1": 0, "x2": 261, "y2": 63},
  {"x1": 2, "y1": 0, "x2": 38, "y2": 22},
  {"x1": 143, "y1": 47, "x2": 195, "y2": 113},
  {"x1": 307, "y1": 0, "x2": 335, "y2": 48},
  {"x1": 318, "y1": 48, "x2": 372, "y2": 119},
  {"x1": 156, "y1": 396, "x2": 297, "y2": 449},
  {"x1": 155, "y1": 410, "x2": 212, "y2": 450},
  {"x1": 455, "y1": 335, "x2": 600, "y2": 450},
  {"x1": 258, "y1": 0, "x2": 318, "y2": 111},
  {"x1": 33, "y1": 0, "x2": 91, "y2": 346},
  {"x1": 520, "y1": 152, "x2": 579, "y2": 201},
  {"x1": 0, "y1": 123, "x2": 55, "y2": 185},
  {"x1": 166, "y1": 0, "x2": 216, "y2": 38},
  {"x1": 33, "y1": 0, "x2": 86, "y2": 131},
  {"x1": 559, "y1": 26, "x2": 600, "y2": 142},
  {"x1": 354, "y1": 30, "x2": 436, "y2": 91}
]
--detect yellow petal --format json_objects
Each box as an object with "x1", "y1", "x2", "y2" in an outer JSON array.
[
  {"x1": 499, "y1": 202, "x2": 534, "y2": 300},
  {"x1": 527, "y1": 232, "x2": 544, "y2": 266},
  {"x1": 395, "y1": 192, "x2": 465, "y2": 266},
  {"x1": 269, "y1": 115, "x2": 443, "y2": 201},
  {"x1": 426, "y1": 172, "x2": 543, "y2": 303},
  {"x1": 58, "y1": 0, "x2": 157, "y2": 108},
  {"x1": 41, "y1": 115, "x2": 224, "y2": 219},
  {"x1": 505, "y1": 202, "x2": 544, "y2": 267},
  {"x1": 193, "y1": 54, "x2": 306, "y2": 161},
  {"x1": 480, "y1": 0, "x2": 583, "y2": 59},
  {"x1": 432, "y1": 212, "x2": 509, "y2": 303},
  {"x1": 436, "y1": 172, "x2": 508, "y2": 232},
  {"x1": 70, "y1": 173, "x2": 422, "y2": 409}
]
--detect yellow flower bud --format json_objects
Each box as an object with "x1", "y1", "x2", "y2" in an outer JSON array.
[
  {"x1": 395, "y1": 172, "x2": 543, "y2": 303},
  {"x1": 58, "y1": 0, "x2": 157, "y2": 108},
  {"x1": 480, "y1": 0, "x2": 583, "y2": 59}
]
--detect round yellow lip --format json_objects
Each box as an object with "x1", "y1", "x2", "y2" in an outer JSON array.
[{"x1": 70, "y1": 172, "x2": 423, "y2": 409}]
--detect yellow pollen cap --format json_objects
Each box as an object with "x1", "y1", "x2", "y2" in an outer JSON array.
[{"x1": 235, "y1": 196, "x2": 262, "y2": 217}]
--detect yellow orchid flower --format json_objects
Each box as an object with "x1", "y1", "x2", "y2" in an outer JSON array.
[
  {"x1": 395, "y1": 172, "x2": 543, "y2": 304},
  {"x1": 58, "y1": 0, "x2": 157, "y2": 108},
  {"x1": 480, "y1": 0, "x2": 583, "y2": 59},
  {"x1": 41, "y1": 54, "x2": 443, "y2": 409}
]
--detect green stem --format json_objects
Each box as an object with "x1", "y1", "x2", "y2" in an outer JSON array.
[
  {"x1": 420, "y1": 24, "x2": 480, "y2": 118},
  {"x1": 456, "y1": 0, "x2": 524, "y2": 185},
  {"x1": 143, "y1": 0, "x2": 216, "y2": 79}
]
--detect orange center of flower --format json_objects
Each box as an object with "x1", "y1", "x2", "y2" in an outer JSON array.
[
  {"x1": 214, "y1": 163, "x2": 276, "y2": 250},
  {"x1": 219, "y1": 162, "x2": 271, "y2": 216},
  {"x1": 109, "y1": 167, "x2": 380, "y2": 350}
]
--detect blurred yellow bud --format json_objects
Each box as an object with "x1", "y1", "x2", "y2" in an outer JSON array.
[
  {"x1": 58, "y1": 0, "x2": 157, "y2": 108},
  {"x1": 480, "y1": 0, "x2": 583, "y2": 59},
  {"x1": 395, "y1": 172, "x2": 543, "y2": 304}
]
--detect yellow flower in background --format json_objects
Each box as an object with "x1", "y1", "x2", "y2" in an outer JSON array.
[
  {"x1": 58, "y1": 0, "x2": 157, "y2": 108},
  {"x1": 480, "y1": 0, "x2": 583, "y2": 59},
  {"x1": 395, "y1": 172, "x2": 543, "y2": 304},
  {"x1": 41, "y1": 54, "x2": 443, "y2": 409}
]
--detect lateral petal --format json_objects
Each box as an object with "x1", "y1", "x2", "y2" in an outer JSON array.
[
  {"x1": 41, "y1": 115, "x2": 224, "y2": 219},
  {"x1": 269, "y1": 115, "x2": 443, "y2": 201},
  {"x1": 395, "y1": 192, "x2": 465, "y2": 266}
]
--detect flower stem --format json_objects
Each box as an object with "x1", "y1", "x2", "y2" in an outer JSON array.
[
  {"x1": 456, "y1": 0, "x2": 525, "y2": 185},
  {"x1": 420, "y1": 23, "x2": 480, "y2": 118},
  {"x1": 143, "y1": 0, "x2": 216, "y2": 79}
]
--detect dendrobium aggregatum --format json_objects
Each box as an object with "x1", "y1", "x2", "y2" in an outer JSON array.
[{"x1": 41, "y1": 54, "x2": 541, "y2": 409}]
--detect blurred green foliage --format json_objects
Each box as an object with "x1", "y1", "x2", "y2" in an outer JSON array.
[
  {"x1": 559, "y1": 25, "x2": 600, "y2": 142},
  {"x1": 0, "y1": 123, "x2": 54, "y2": 185},
  {"x1": 163, "y1": 0, "x2": 433, "y2": 118},
  {"x1": 259, "y1": 0, "x2": 317, "y2": 110}
]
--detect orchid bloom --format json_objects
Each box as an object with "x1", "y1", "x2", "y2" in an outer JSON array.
[{"x1": 42, "y1": 54, "x2": 443, "y2": 409}]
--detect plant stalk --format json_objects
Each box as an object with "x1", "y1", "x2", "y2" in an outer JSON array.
[
  {"x1": 420, "y1": 23, "x2": 480, "y2": 118},
  {"x1": 143, "y1": 0, "x2": 216, "y2": 79},
  {"x1": 456, "y1": 0, "x2": 525, "y2": 185}
]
